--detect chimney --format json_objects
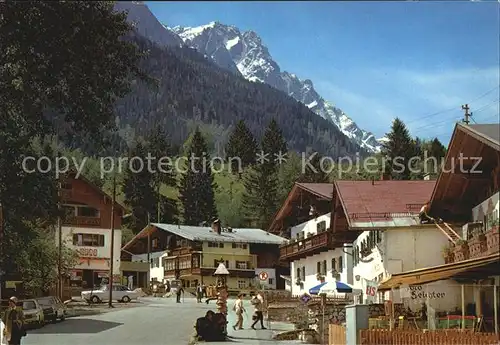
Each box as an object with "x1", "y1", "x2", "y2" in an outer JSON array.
[
  {"x1": 380, "y1": 172, "x2": 391, "y2": 181},
  {"x1": 212, "y1": 219, "x2": 221, "y2": 235}
]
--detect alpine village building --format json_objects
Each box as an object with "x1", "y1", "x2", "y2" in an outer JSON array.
[
  {"x1": 56, "y1": 172, "x2": 125, "y2": 299},
  {"x1": 272, "y1": 123, "x2": 499, "y2": 317},
  {"x1": 121, "y1": 221, "x2": 287, "y2": 292}
]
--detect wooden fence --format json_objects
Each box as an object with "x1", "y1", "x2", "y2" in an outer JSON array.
[
  {"x1": 358, "y1": 329, "x2": 499, "y2": 345},
  {"x1": 329, "y1": 324, "x2": 346, "y2": 345}
]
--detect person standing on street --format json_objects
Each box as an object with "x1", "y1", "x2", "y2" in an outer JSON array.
[
  {"x1": 196, "y1": 284, "x2": 203, "y2": 303},
  {"x1": 176, "y1": 285, "x2": 184, "y2": 303},
  {"x1": 127, "y1": 275, "x2": 134, "y2": 290},
  {"x1": 250, "y1": 292, "x2": 266, "y2": 330},
  {"x1": 232, "y1": 293, "x2": 245, "y2": 330},
  {"x1": 2, "y1": 297, "x2": 26, "y2": 345}
]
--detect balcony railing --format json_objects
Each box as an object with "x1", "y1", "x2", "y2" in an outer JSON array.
[
  {"x1": 63, "y1": 216, "x2": 101, "y2": 227},
  {"x1": 280, "y1": 231, "x2": 333, "y2": 261}
]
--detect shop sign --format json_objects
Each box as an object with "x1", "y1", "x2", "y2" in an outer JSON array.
[
  {"x1": 77, "y1": 248, "x2": 98, "y2": 257},
  {"x1": 409, "y1": 285, "x2": 446, "y2": 299}
]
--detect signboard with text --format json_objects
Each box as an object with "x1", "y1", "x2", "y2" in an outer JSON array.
[
  {"x1": 364, "y1": 279, "x2": 378, "y2": 303},
  {"x1": 77, "y1": 248, "x2": 98, "y2": 257}
]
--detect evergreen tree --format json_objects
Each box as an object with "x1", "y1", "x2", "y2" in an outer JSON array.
[
  {"x1": 298, "y1": 152, "x2": 330, "y2": 183},
  {"x1": 147, "y1": 127, "x2": 178, "y2": 223},
  {"x1": 381, "y1": 118, "x2": 414, "y2": 180},
  {"x1": 122, "y1": 141, "x2": 157, "y2": 233},
  {"x1": 179, "y1": 128, "x2": 218, "y2": 225},
  {"x1": 242, "y1": 119, "x2": 287, "y2": 229},
  {"x1": 225, "y1": 120, "x2": 258, "y2": 172}
]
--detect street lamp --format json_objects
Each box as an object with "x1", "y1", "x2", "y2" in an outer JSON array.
[{"x1": 213, "y1": 262, "x2": 229, "y2": 336}]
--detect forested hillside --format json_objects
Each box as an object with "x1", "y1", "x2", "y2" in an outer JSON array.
[{"x1": 110, "y1": 33, "x2": 366, "y2": 158}]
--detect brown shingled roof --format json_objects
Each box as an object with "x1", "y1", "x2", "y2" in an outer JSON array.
[
  {"x1": 335, "y1": 180, "x2": 436, "y2": 223},
  {"x1": 295, "y1": 183, "x2": 334, "y2": 199}
]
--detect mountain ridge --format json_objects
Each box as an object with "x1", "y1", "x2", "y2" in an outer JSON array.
[{"x1": 169, "y1": 21, "x2": 384, "y2": 152}]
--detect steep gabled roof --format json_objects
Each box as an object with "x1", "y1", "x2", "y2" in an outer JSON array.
[{"x1": 335, "y1": 180, "x2": 436, "y2": 229}]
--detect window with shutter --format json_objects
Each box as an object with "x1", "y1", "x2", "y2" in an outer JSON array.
[
  {"x1": 317, "y1": 262, "x2": 321, "y2": 274},
  {"x1": 297, "y1": 267, "x2": 301, "y2": 280},
  {"x1": 338, "y1": 256, "x2": 343, "y2": 273},
  {"x1": 322, "y1": 260, "x2": 327, "y2": 275},
  {"x1": 331, "y1": 258, "x2": 336, "y2": 272},
  {"x1": 302, "y1": 267, "x2": 305, "y2": 279}
]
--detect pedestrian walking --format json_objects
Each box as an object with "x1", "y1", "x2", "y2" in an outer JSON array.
[
  {"x1": 250, "y1": 292, "x2": 266, "y2": 330},
  {"x1": 232, "y1": 293, "x2": 245, "y2": 330},
  {"x1": 176, "y1": 285, "x2": 184, "y2": 303},
  {"x1": 196, "y1": 284, "x2": 203, "y2": 303},
  {"x1": 1, "y1": 297, "x2": 26, "y2": 345}
]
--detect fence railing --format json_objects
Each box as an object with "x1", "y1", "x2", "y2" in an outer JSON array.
[
  {"x1": 329, "y1": 324, "x2": 346, "y2": 345},
  {"x1": 358, "y1": 329, "x2": 499, "y2": 345}
]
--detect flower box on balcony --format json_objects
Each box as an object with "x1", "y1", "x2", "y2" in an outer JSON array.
[
  {"x1": 453, "y1": 240, "x2": 469, "y2": 262},
  {"x1": 442, "y1": 245, "x2": 454, "y2": 263},
  {"x1": 486, "y1": 220, "x2": 499, "y2": 255},
  {"x1": 468, "y1": 232, "x2": 487, "y2": 259}
]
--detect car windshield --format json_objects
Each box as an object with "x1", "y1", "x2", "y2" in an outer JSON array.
[{"x1": 22, "y1": 301, "x2": 36, "y2": 310}]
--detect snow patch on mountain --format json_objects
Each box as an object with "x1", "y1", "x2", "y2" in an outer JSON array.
[{"x1": 170, "y1": 22, "x2": 383, "y2": 152}]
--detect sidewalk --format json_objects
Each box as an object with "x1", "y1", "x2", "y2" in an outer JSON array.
[{"x1": 218, "y1": 311, "x2": 302, "y2": 345}]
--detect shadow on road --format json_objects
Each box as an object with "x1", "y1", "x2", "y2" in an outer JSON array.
[{"x1": 29, "y1": 319, "x2": 123, "y2": 334}]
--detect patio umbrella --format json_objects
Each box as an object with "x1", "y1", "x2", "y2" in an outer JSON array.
[{"x1": 309, "y1": 280, "x2": 354, "y2": 295}]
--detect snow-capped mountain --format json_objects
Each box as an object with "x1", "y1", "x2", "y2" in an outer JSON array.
[
  {"x1": 171, "y1": 21, "x2": 383, "y2": 152},
  {"x1": 113, "y1": 2, "x2": 383, "y2": 152}
]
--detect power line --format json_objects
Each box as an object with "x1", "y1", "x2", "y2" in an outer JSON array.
[{"x1": 402, "y1": 84, "x2": 500, "y2": 126}]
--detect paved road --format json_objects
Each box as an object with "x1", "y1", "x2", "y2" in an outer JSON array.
[{"x1": 23, "y1": 296, "x2": 300, "y2": 345}]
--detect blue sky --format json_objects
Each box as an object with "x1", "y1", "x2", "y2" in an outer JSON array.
[{"x1": 147, "y1": 1, "x2": 499, "y2": 144}]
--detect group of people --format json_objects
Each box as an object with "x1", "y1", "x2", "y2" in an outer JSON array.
[
  {"x1": 232, "y1": 292, "x2": 267, "y2": 331},
  {"x1": 194, "y1": 310, "x2": 226, "y2": 341},
  {"x1": 1, "y1": 296, "x2": 26, "y2": 345}
]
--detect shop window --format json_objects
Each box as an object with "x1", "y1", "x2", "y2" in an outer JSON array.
[{"x1": 237, "y1": 280, "x2": 247, "y2": 289}]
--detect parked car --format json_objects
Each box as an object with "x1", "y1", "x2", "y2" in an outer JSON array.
[
  {"x1": 36, "y1": 296, "x2": 66, "y2": 323},
  {"x1": 20, "y1": 299, "x2": 44, "y2": 328},
  {"x1": 81, "y1": 284, "x2": 139, "y2": 303}
]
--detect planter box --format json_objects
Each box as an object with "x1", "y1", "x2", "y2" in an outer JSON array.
[
  {"x1": 468, "y1": 235, "x2": 487, "y2": 259},
  {"x1": 444, "y1": 252, "x2": 455, "y2": 264},
  {"x1": 453, "y1": 243, "x2": 469, "y2": 262},
  {"x1": 486, "y1": 226, "x2": 499, "y2": 255}
]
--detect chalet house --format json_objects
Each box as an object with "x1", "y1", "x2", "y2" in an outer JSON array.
[
  {"x1": 122, "y1": 222, "x2": 287, "y2": 291},
  {"x1": 56, "y1": 172, "x2": 125, "y2": 297},
  {"x1": 379, "y1": 123, "x2": 500, "y2": 319},
  {"x1": 272, "y1": 181, "x2": 450, "y2": 301},
  {"x1": 270, "y1": 183, "x2": 359, "y2": 296}
]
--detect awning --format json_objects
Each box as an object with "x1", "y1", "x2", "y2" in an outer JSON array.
[{"x1": 378, "y1": 254, "x2": 500, "y2": 291}]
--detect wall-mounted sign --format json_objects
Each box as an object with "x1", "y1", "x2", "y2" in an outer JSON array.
[
  {"x1": 77, "y1": 248, "x2": 98, "y2": 257},
  {"x1": 409, "y1": 285, "x2": 446, "y2": 300},
  {"x1": 259, "y1": 271, "x2": 269, "y2": 281}
]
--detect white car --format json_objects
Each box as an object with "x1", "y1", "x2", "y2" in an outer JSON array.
[{"x1": 81, "y1": 284, "x2": 139, "y2": 304}]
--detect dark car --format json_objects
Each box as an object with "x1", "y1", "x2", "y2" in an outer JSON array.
[{"x1": 36, "y1": 296, "x2": 66, "y2": 323}]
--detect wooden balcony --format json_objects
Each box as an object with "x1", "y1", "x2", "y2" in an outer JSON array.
[
  {"x1": 63, "y1": 216, "x2": 101, "y2": 227},
  {"x1": 280, "y1": 231, "x2": 334, "y2": 261}
]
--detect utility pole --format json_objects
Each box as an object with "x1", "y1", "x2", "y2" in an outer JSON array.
[
  {"x1": 0, "y1": 202, "x2": 4, "y2": 303},
  {"x1": 56, "y1": 148, "x2": 63, "y2": 300},
  {"x1": 157, "y1": 183, "x2": 161, "y2": 223},
  {"x1": 108, "y1": 170, "x2": 117, "y2": 308},
  {"x1": 461, "y1": 104, "x2": 471, "y2": 124}
]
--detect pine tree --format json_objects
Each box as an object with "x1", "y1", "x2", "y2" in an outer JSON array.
[
  {"x1": 147, "y1": 127, "x2": 178, "y2": 223},
  {"x1": 298, "y1": 152, "x2": 330, "y2": 183},
  {"x1": 225, "y1": 120, "x2": 258, "y2": 172},
  {"x1": 122, "y1": 141, "x2": 157, "y2": 233},
  {"x1": 242, "y1": 119, "x2": 287, "y2": 229},
  {"x1": 381, "y1": 118, "x2": 414, "y2": 180},
  {"x1": 179, "y1": 128, "x2": 218, "y2": 225}
]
